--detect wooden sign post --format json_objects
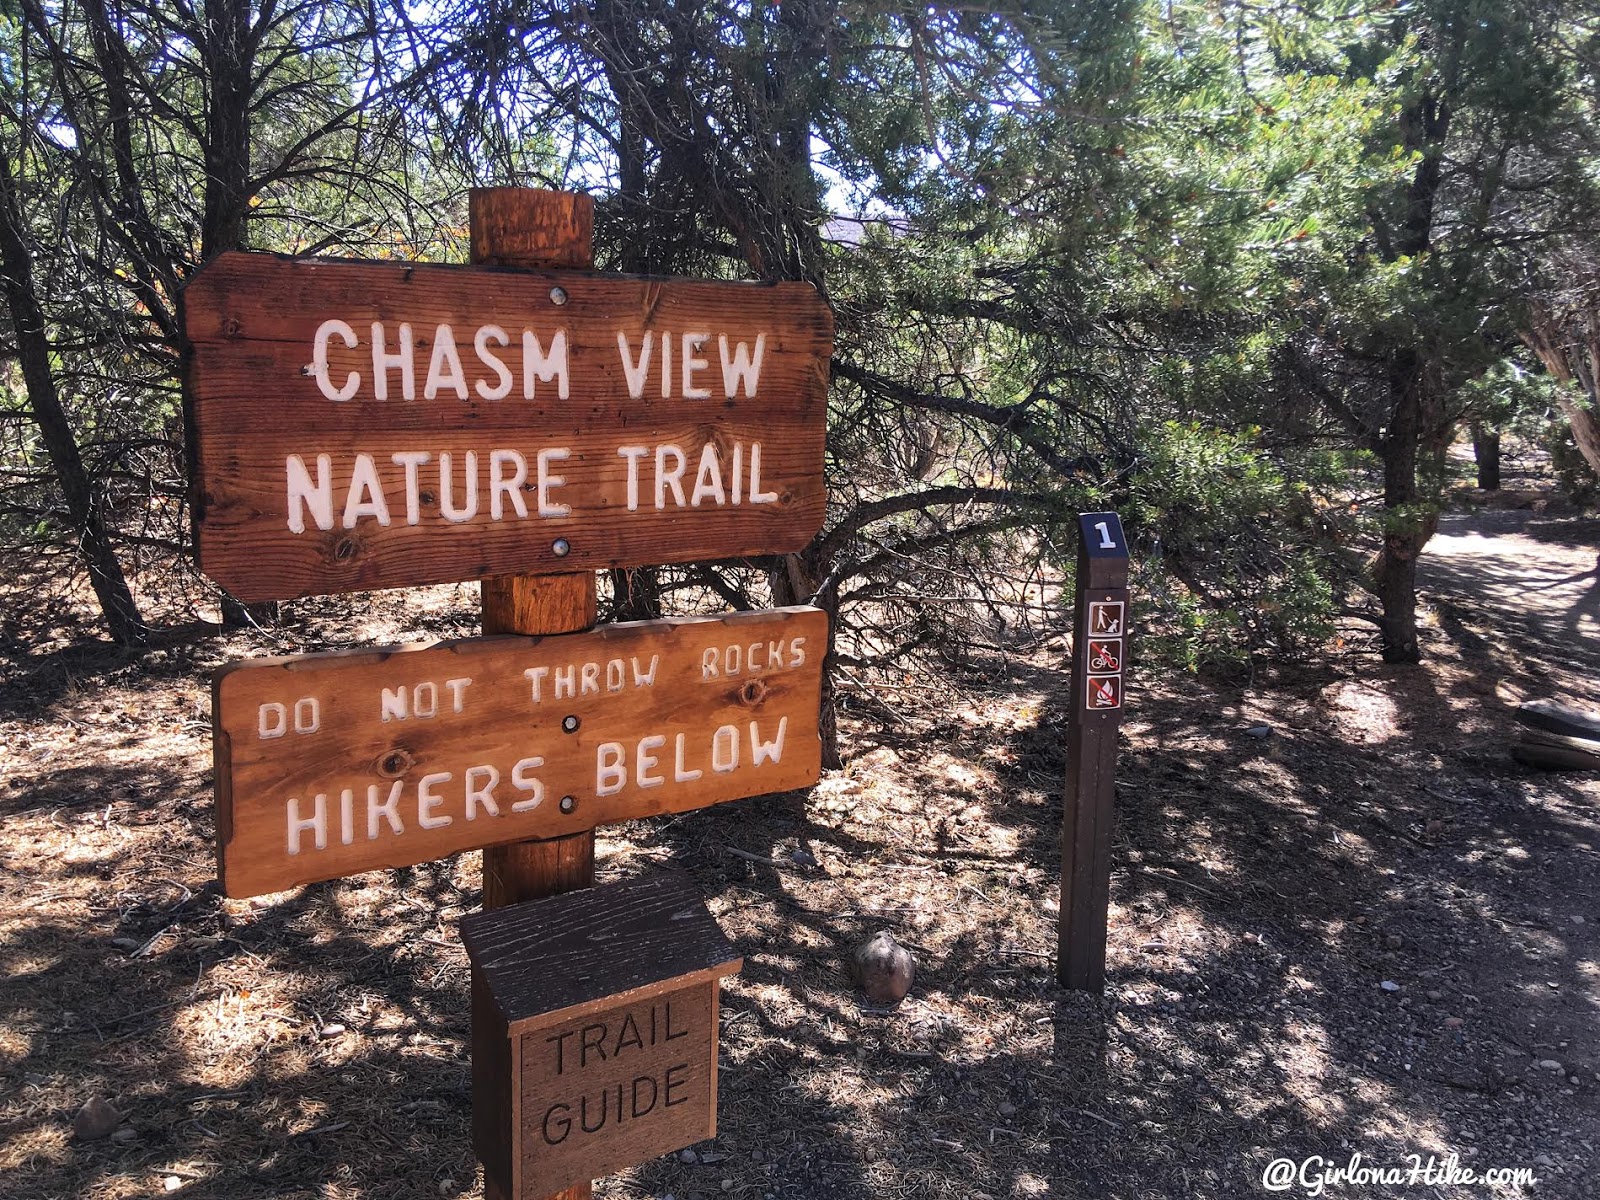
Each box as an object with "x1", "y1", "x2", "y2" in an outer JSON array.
[
  {"x1": 461, "y1": 872, "x2": 742, "y2": 1200},
  {"x1": 184, "y1": 187, "x2": 834, "y2": 1200},
  {"x1": 1057, "y1": 511, "x2": 1129, "y2": 993},
  {"x1": 474, "y1": 190, "x2": 599, "y2": 1200}
]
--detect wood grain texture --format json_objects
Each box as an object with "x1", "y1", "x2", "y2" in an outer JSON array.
[
  {"x1": 484, "y1": 573, "x2": 598, "y2": 637},
  {"x1": 483, "y1": 833, "x2": 597, "y2": 911},
  {"x1": 460, "y1": 871, "x2": 741, "y2": 1030},
  {"x1": 464, "y1": 871, "x2": 740, "y2": 1200},
  {"x1": 474, "y1": 970, "x2": 517, "y2": 1200},
  {"x1": 181, "y1": 251, "x2": 832, "y2": 601},
  {"x1": 211, "y1": 607, "x2": 828, "y2": 898},
  {"x1": 471, "y1": 190, "x2": 594, "y2": 270},
  {"x1": 474, "y1": 187, "x2": 599, "y2": 1200},
  {"x1": 515, "y1": 981, "x2": 717, "y2": 1198}
]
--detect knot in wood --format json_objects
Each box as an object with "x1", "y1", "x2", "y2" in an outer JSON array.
[{"x1": 377, "y1": 749, "x2": 414, "y2": 778}]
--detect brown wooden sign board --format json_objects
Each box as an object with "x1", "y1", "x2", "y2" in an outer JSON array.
[
  {"x1": 214, "y1": 607, "x2": 827, "y2": 898},
  {"x1": 182, "y1": 251, "x2": 833, "y2": 601},
  {"x1": 462, "y1": 872, "x2": 742, "y2": 1200}
]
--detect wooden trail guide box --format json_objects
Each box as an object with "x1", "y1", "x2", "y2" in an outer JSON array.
[{"x1": 461, "y1": 871, "x2": 742, "y2": 1199}]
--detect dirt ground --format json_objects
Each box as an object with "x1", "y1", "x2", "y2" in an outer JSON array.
[{"x1": 2, "y1": 460, "x2": 1597, "y2": 1200}]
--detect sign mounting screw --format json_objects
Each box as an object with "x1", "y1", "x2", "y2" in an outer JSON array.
[
  {"x1": 562, "y1": 715, "x2": 580, "y2": 733},
  {"x1": 559, "y1": 795, "x2": 577, "y2": 814},
  {"x1": 551, "y1": 538, "x2": 570, "y2": 557},
  {"x1": 549, "y1": 286, "x2": 568, "y2": 306}
]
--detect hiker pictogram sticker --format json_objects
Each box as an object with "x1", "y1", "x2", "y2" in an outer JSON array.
[
  {"x1": 1087, "y1": 638, "x2": 1122, "y2": 674},
  {"x1": 1088, "y1": 601, "x2": 1124, "y2": 636}
]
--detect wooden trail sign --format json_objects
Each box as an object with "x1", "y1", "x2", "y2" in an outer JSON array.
[
  {"x1": 462, "y1": 872, "x2": 742, "y2": 1200},
  {"x1": 213, "y1": 607, "x2": 827, "y2": 898},
  {"x1": 1057, "y1": 511, "x2": 1129, "y2": 993},
  {"x1": 182, "y1": 251, "x2": 833, "y2": 602}
]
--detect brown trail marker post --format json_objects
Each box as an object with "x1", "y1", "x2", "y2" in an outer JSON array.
[{"x1": 1057, "y1": 511, "x2": 1129, "y2": 992}]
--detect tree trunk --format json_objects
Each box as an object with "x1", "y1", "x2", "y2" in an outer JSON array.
[
  {"x1": 0, "y1": 154, "x2": 147, "y2": 646},
  {"x1": 1371, "y1": 354, "x2": 1438, "y2": 664},
  {"x1": 1552, "y1": 389, "x2": 1600, "y2": 481},
  {"x1": 1520, "y1": 311, "x2": 1600, "y2": 480},
  {"x1": 1471, "y1": 424, "x2": 1501, "y2": 490},
  {"x1": 200, "y1": 0, "x2": 278, "y2": 629}
]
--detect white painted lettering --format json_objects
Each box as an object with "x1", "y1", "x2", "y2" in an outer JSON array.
[
  {"x1": 655, "y1": 444, "x2": 687, "y2": 509},
  {"x1": 522, "y1": 330, "x2": 570, "y2": 399},
  {"x1": 341, "y1": 453, "x2": 392, "y2": 528},
  {"x1": 339, "y1": 788, "x2": 355, "y2": 845},
  {"x1": 412, "y1": 681, "x2": 437, "y2": 719},
  {"x1": 681, "y1": 333, "x2": 712, "y2": 398},
  {"x1": 424, "y1": 324, "x2": 469, "y2": 399},
  {"x1": 580, "y1": 662, "x2": 600, "y2": 696},
  {"x1": 617, "y1": 331, "x2": 653, "y2": 399},
  {"x1": 371, "y1": 322, "x2": 415, "y2": 401},
  {"x1": 618, "y1": 445, "x2": 648, "y2": 511},
  {"x1": 474, "y1": 325, "x2": 513, "y2": 400},
  {"x1": 701, "y1": 647, "x2": 719, "y2": 679},
  {"x1": 367, "y1": 781, "x2": 404, "y2": 838},
  {"x1": 465, "y1": 765, "x2": 500, "y2": 819},
  {"x1": 711, "y1": 725, "x2": 739, "y2": 773},
  {"x1": 511, "y1": 756, "x2": 545, "y2": 811},
  {"x1": 286, "y1": 453, "x2": 334, "y2": 534},
  {"x1": 380, "y1": 687, "x2": 407, "y2": 721},
  {"x1": 537, "y1": 448, "x2": 571, "y2": 517},
  {"x1": 605, "y1": 659, "x2": 624, "y2": 693},
  {"x1": 417, "y1": 771, "x2": 453, "y2": 829},
  {"x1": 554, "y1": 664, "x2": 576, "y2": 700},
  {"x1": 748, "y1": 441, "x2": 779, "y2": 503},
  {"x1": 718, "y1": 333, "x2": 765, "y2": 397},
  {"x1": 750, "y1": 717, "x2": 787, "y2": 766},
  {"x1": 439, "y1": 451, "x2": 479, "y2": 522},
  {"x1": 391, "y1": 451, "x2": 430, "y2": 525},
  {"x1": 636, "y1": 735, "x2": 666, "y2": 788},
  {"x1": 632, "y1": 655, "x2": 659, "y2": 686},
  {"x1": 259, "y1": 702, "x2": 287, "y2": 739},
  {"x1": 286, "y1": 794, "x2": 327, "y2": 855},
  {"x1": 525, "y1": 666, "x2": 550, "y2": 703},
  {"x1": 596, "y1": 742, "x2": 626, "y2": 796},
  {"x1": 489, "y1": 450, "x2": 529, "y2": 521},
  {"x1": 674, "y1": 733, "x2": 703, "y2": 783},
  {"x1": 691, "y1": 443, "x2": 726, "y2": 507},
  {"x1": 312, "y1": 319, "x2": 359, "y2": 401},
  {"x1": 445, "y1": 677, "x2": 472, "y2": 713},
  {"x1": 293, "y1": 697, "x2": 319, "y2": 734}
]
